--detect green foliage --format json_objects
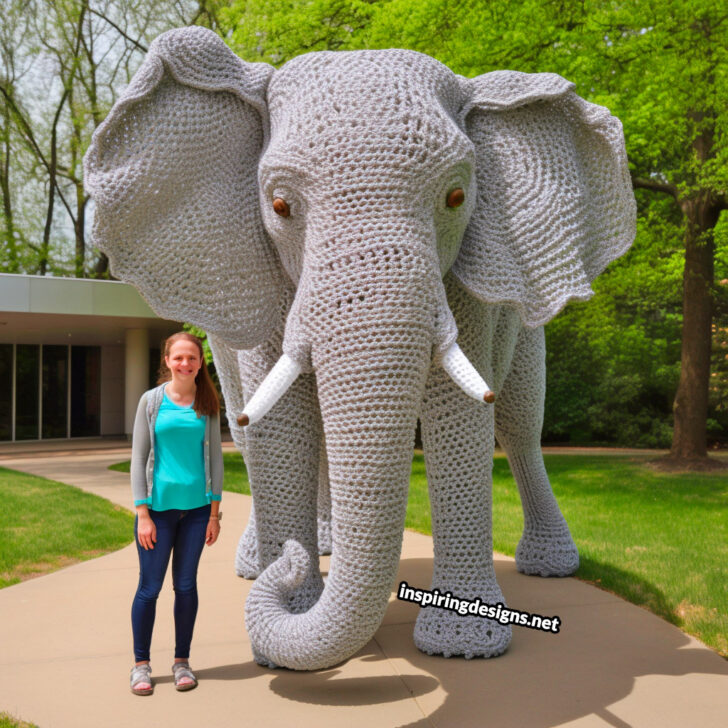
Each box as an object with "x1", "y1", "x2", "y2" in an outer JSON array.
[
  {"x1": 543, "y1": 194, "x2": 684, "y2": 446},
  {"x1": 0, "y1": 713, "x2": 39, "y2": 728},
  {"x1": 365, "y1": 0, "x2": 727, "y2": 445},
  {"x1": 182, "y1": 323, "x2": 214, "y2": 364},
  {"x1": 222, "y1": 0, "x2": 381, "y2": 63},
  {"x1": 223, "y1": 0, "x2": 727, "y2": 446}
]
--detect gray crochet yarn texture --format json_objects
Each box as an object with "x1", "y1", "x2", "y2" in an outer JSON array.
[{"x1": 84, "y1": 26, "x2": 636, "y2": 670}]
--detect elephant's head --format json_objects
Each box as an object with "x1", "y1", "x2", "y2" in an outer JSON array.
[{"x1": 84, "y1": 27, "x2": 635, "y2": 669}]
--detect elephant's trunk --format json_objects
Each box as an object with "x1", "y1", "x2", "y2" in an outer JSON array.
[
  {"x1": 243, "y1": 212, "x2": 494, "y2": 669},
  {"x1": 245, "y1": 256, "x2": 437, "y2": 668}
]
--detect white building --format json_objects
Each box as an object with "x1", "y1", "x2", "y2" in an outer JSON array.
[{"x1": 0, "y1": 273, "x2": 183, "y2": 441}]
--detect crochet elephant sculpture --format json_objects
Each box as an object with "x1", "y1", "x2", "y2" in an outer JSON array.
[{"x1": 84, "y1": 26, "x2": 636, "y2": 670}]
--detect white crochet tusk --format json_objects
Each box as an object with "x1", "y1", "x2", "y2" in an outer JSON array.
[
  {"x1": 237, "y1": 354, "x2": 302, "y2": 426},
  {"x1": 441, "y1": 342, "x2": 495, "y2": 404}
]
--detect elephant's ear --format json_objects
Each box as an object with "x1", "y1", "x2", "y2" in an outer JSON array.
[
  {"x1": 84, "y1": 26, "x2": 285, "y2": 349},
  {"x1": 454, "y1": 71, "x2": 636, "y2": 327}
]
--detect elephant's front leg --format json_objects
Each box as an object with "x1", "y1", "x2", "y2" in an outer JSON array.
[
  {"x1": 316, "y1": 442, "x2": 332, "y2": 555},
  {"x1": 495, "y1": 326, "x2": 579, "y2": 577},
  {"x1": 416, "y1": 364, "x2": 511, "y2": 658},
  {"x1": 238, "y1": 341, "x2": 324, "y2": 612},
  {"x1": 236, "y1": 430, "x2": 331, "y2": 576}
]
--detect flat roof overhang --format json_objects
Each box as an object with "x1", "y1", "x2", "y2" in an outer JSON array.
[{"x1": 0, "y1": 273, "x2": 182, "y2": 346}]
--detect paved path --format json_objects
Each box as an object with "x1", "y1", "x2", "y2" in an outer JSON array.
[{"x1": 0, "y1": 449, "x2": 726, "y2": 728}]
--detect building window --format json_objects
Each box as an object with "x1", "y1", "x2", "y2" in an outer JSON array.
[
  {"x1": 42, "y1": 345, "x2": 69, "y2": 439},
  {"x1": 71, "y1": 346, "x2": 101, "y2": 437},
  {"x1": 149, "y1": 346, "x2": 160, "y2": 388},
  {"x1": 0, "y1": 345, "x2": 11, "y2": 441},
  {"x1": 15, "y1": 344, "x2": 40, "y2": 440},
  {"x1": 3, "y1": 343, "x2": 103, "y2": 441}
]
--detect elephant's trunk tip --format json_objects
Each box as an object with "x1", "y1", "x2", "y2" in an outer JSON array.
[
  {"x1": 245, "y1": 540, "x2": 310, "y2": 619},
  {"x1": 271, "y1": 539, "x2": 310, "y2": 592},
  {"x1": 238, "y1": 354, "x2": 303, "y2": 426},
  {"x1": 441, "y1": 342, "x2": 496, "y2": 404},
  {"x1": 245, "y1": 540, "x2": 313, "y2": 669}
]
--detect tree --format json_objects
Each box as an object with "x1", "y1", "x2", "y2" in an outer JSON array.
[
  {"x1": 222, "y1": 0, "x2": 727, "y2": 460},
  {"x1": 363, "y1": 0, "x2": 728, "y2": 463},
  {"x1": 607, "y1": 3, "x2": 728, "y2": 465},
  {"x1": 544, "y1": 1, "x2": 728, "y2": 465},
  {"x1": 0, "y1": 0, "x2": 219, "y2": 277},
  {"x1": 5, "y1": 1, "x2": 723, "y2": 456},
  {"x1": 0, "y1": 0, "x2": 49, "y2": 273},
  {"x1": 222, "y1": 0, "x2": 381, "y2": 62}
]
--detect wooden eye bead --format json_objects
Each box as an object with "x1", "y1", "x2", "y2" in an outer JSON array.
[
  {"x1": 446, "y1": 188, "x2": 465, "y2": 208},
  {"x1": 273, "y1": 198, "x2": 290, "y2": 217}
]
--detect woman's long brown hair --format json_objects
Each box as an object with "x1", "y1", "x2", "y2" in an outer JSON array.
[{"x1": 157, "y1": 332, "x2": 220, "y2": 417}]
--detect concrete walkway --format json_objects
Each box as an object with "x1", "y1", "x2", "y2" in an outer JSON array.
[{"x1": 0, "y1": 448, "x2": 726, "y2": 728}]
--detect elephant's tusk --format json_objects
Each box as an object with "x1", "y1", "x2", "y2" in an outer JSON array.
[
  {"x1": 441, "y1": 342, "x2": 495, "y2": 404},
  {"x1": 237, "y1": 354, "x2": 302, "y2": 426}
]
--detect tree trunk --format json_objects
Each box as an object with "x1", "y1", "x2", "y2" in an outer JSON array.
[
  {"x1": 39, "y1": 110, "x2": 62, "y2": 276},
  {"x1": 93, "y1": 252, "x2": 110, "y2": 277},
  {"x1": 670, "y1": 194, "x2": 719, "y2": 460},
  {"x1": 1, "y1": 109, "x2": 18, "y2": 272},
  {"x1": 74, "y1": 183, "x2": 86, "y2": 277}
]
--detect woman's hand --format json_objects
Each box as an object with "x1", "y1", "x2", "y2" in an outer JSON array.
[
  {"x1": 206, "y1": 516, "x2": 220, "y2": 546},
  {"x1": 137, "y1": 513, "x2": 157, "y2": 550}
]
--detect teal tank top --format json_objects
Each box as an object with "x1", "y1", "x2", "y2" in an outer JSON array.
[{"x1": 152, "y1": 392, "x2": 208, "y2": 511}]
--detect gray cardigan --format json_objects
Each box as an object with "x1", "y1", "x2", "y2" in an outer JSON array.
[{"x1": 130, "y1": 382, "x2": 224, "y2": 506}]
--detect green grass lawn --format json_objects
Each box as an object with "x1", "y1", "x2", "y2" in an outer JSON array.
[
  {"x1": 110, "y1": 451, "x2": 728, "y2": 656},
  {"x1": 415, "y1": 452, "x2": 728, "y2": 657},
  {"x1": 109, "y1": 452, "x2": 250, "y2": 494},
  {"x1": 0, "y1": 467, "x2": 134, "y2": 589},
  {"x1": 0, "y1": 713, "x2": 38, "y2": 728},
  {"x1": 500, "y1": 454, "x2": 727, "y2": 657}
]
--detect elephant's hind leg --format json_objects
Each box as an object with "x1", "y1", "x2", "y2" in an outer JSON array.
[
  {"x1": 495, "y1": 326, "x2": 579, "y2": 577},
  {"x1": 416, "y1": 366, "x2": 511, "y2": 658}
]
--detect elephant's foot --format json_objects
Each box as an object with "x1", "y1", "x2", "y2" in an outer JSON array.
[
  {"x1": 515, "y1": 520, "x2": 579, "y2": 577},
  {"x1": 252, "y1": 651, "x2": 279, "y2": 669},
  {"x1": 317, "y1": 515, "x2": 332, "y2": 556},
  {"x1": 413, "y1": 580, "x2": 512, "y2": 659},
  {"x1": 235, "y1": 526, "x2": 262, "y2": 579}
]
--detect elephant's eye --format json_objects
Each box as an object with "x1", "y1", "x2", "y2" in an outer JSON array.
[
  {"x1": 273, "y1": 198, "x2": 291, "y2": 217},
  {"x1": 446, "y1": 188, "x2": 465, "y2": 208}
]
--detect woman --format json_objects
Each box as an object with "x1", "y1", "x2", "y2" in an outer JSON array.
[{"x1": 128, "y1": 332, "x2": 223, "y2": 695}]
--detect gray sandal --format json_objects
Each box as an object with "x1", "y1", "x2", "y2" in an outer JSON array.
[
  {"x1": 130, "y1": 663, "x2": 153, "y2": 695},
  {"x1": 172, "y1": 661, "x2": 198, "y2": 691}
]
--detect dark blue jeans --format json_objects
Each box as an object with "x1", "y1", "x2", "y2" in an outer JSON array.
[{"x1": 132, "y1": 504, "x2": 210, "y2": 662}]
